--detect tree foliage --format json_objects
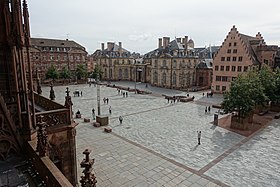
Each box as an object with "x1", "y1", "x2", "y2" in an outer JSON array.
[
  {"x1": 46, "y1": 64, "x2": 59, "y2": 80},
  {"x1": 222, "y1": 68, "x2": 268, "y2": 120},
  {"x1": 89, "y1": 65, "x2": 103, "y2": 80},
  {"x1": 76, "y1": 64, "x2": 87, "y2": 80},
  {"x1": 60, "y1": 66, "x2": 71, "y2": 79}
]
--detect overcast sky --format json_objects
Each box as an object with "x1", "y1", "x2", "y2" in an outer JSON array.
[{"x1": 28, "y1": 0, "x2": 280, "y2": 54}]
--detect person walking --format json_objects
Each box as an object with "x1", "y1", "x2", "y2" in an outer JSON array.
[
  {"x1": 208, "y1": 106, "x2": 211, "y2": 113},
  {"x1": 197, "y1": 131, "x2": 201, "y2": 145},
  {"x1": 205, "y1": 107, "x2": 207, "y2": 114},
  {"x1": 109, "y1": 106, "x2": 112, "y2": 115},
  {"x1": 103, "y1": 97, "x2": 106, "y2": 104},
  {"x1": 106, "y1": 98, "x2": 109, "y2": 104},
  {"x1": 92, "y1": 108, "x2": 95, "y2": 119},
  {"x1": 119, "y1": 116, "x2": 123, "y2": 124}
]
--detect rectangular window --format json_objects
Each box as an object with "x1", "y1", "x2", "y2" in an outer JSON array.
[
  {"x1": 244, "y1": 66, "x2": 248, "y2": 72},
  {"x1": 238, "y1": 56, "x2": 243, "y2": 61},
  {"x1": 215, "y1": 66, "x2": 219, "y2": 71},
  {"x1": 227, "y1": 49, "x2": 231, "y2": 53},
  {"x1": 222, "y1": 86, "x2": 226, "y2": 91},
  {"x1": 232, "y1": 57, "x2": 237, "y2": 61},
  {"x1": 229, "y1": 43, "x2": 232, "y2": 47},
  {"x1": 226, "y1": 66, "x2": 230, "y2": 71},
  {"x1": 221, "y1": 57, "x2": 225, "y2": 61},
  {"x1": 222, "y1": 76, "x2": 228, "y2": 82},
  {"x1": 216, "y1": 76, "x2": 221, "y2": 81},
  {"x1": 50, "y1": 55, "x2": 53, "y2": 60},
  {"x1": 234, "y1": 42, "x2": 237, "y2": 46},
  {"x1": 216, "y1": 85, "x2": 220, "y2": 91},
  {"x1": 237, "y1": 66, "x2": 242, "y2": 72},
  {"x1": 220, "y1": 66, "x2": 224, "y2": 71},
  {"x1": 232, "y1": 66, "x2": 236, "y2": 71},
  {"x1": 227, "y1": 57, "x2": 231, "y2": 61},
  {"x1": 233, "y1": 49, "x2": 237, "y2": 53}
]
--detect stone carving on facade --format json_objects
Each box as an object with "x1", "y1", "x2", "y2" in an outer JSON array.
[
  {"x1": 80, "y1": 149, "x2": 97, "y2": 187},
  {"x1": 48, "y1": 134, "x2": 63, "y2": 162},
  {"x1": 36, "y1": 115, "x2": 49, "y2": 157}
]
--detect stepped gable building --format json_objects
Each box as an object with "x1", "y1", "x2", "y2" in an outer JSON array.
[
  {"x1": 212, "y1": 25, "x2": 279, "y2": 93},
  {"x1": 30, "y1": 38, "x2": 88, "y2": 80},
  {"x1": 1, "y1": 1, "x2": 78, "y2": 186},
  {"x1": 92, "y1": 42, "x2": 146, "y2": 82},
  {"x1": 143, "y1": 36, "x2": 205, "y2": 89}
]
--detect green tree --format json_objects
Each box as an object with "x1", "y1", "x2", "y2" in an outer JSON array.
[
  {"x1": 258, "y1": 66, "x2": 276, "y2": 103},
  {"x1": 46, "y1": 64, "x2": 59, "y2": 80},
  {"x1": 222, "y1": 71, "x2": 266, "y2": 121},
  {"x1": 89, "y1": 65, "x2": 103, "y2": 80},
  {"x1": 76, "y1": 64, "x2": 87, "y2": 80},
  {"x1": 60, "y1": 66, "x2": 71, "y2": 79},
  {"x1": 273, "y1": 67, "x2": 280, "y2": 103}
]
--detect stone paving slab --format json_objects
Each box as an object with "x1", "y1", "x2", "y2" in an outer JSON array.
[
  {"x1": 205, "y1": 119, "x2": 280, "y2": 187},
  {"x1": 42, "y1": 83, "x2": 280, "y2": 187}
]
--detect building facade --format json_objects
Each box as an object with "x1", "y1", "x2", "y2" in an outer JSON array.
[
  {"x1": 212, "y1": 25, "x2": 279, "y2": 93},
  {"x1": 93, "y1": 38, "x2": 218, "y2": 90},
  {"x1": 92, "y1": 42, "x2": 146, "y2": 82},
  {"x1": 144, "y1": 36, "x2": 215, "y2": 89},
  {"x1": 30, "y1": 38, "x2": 88, "y2": 80}
]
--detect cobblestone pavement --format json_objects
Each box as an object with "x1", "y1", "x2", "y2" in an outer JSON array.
[{"x1": 42, "y1": 83, "x2": 280, "y2": 187}]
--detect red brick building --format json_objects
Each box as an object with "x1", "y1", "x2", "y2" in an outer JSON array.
[
  {"x1": 212, "y1": 25, "x2": 279, "y2": 93},
  {"x1": 30, "y1": 38, "x2": 88, "y2": 80}
]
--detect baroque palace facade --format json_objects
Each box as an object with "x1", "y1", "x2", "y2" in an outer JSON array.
[
  {"x1": 30, "y1": 38, "x2": 88, "y2": 80},
  {"x1": 212, "y1": 25, "x2": 280, "y2": 93},
  {"x1": 93, "y1": 37, "x2": 218, "y2": 90}
]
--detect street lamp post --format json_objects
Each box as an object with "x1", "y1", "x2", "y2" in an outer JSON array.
[
  {"x1": 135, "y1": 67, "x2": 142, "y2": 94},
  {"x1": 97, "y1": 73, "x2": 101, "y2": 115}
]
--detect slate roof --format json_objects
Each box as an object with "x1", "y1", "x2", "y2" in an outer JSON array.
[
  {"x1": 196, "y1": 59, "x2": 213, "y2": 69},
  {"x1": 31, "y1": 38, "x2": 86, "y2": 50},
  {"x1": 239, "y1": 34, "x2": 262, "y2": 65},
  {"x1": 92, "y1": 43, "x2": 132, "y2": 58},
  {"x1": 144, "y1": 39, "x2": 192, "y2": 58}
]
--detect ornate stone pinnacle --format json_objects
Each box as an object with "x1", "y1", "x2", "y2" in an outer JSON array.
[{"x1": 80, "y1": 149, "x2": 97, "y2": 187}]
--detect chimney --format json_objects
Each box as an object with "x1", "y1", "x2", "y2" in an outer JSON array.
[
  {"x1": 158, "y1": 38, "x2": 162, "y2": 48},
  {"x1": 176, "y1": 38, "x2": 181, "y2": 43},
  {"x1": 118, "y1": 42, "x2": 122, "y2": 54},
  {"x1": 184, "y1": 36, "x2": 188, "y2": 50},
  {"x1": 101, "y1": 43, "x2": 104, "y2": 51},
  {"x1": 107, "y1": 42, "x2": 114, "y2": 51},
  {"x1": 163, "y1": 37, "x2": 170, "y2": 48}
]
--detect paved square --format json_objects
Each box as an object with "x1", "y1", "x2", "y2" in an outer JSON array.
[{"x1": 42, "y1": 82, "x2": 280, "y2": 187}]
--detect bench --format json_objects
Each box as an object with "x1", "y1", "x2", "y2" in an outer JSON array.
[
  {"x1": 84, "y1": 118, "x2": 90, "y2": 123},
  {"x1": 104, "y1": 127, "x2": 112, "y2": 133},
  {"x1": 93, "y1": 122, "x2": 100, "y2": 127},
  {"x1": 76, "y1": 114, "x2": 81, "y2": 118}
]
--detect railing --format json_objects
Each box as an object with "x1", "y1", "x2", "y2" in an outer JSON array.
[
  {"x1": 36, "y1": 108, "x2": 71, "y2": 127},
  {"x1": 34, "y1": 93, "x2": 64, "y2": 111}
]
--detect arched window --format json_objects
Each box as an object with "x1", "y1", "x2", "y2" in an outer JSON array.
[
  {"x1": 172, "y1": 72, "x2": 177, "y2": 85},
  {"x1": 109, "y1": 69, "x2": 112, "y2": 79},
  {"x1": 104, "y1": 68, "x2": 107, "y2": 78},
  {"x1": 162, "y1": 72, "x2": 166, "y2": 85},
  {"x1": 124, "y1": 68, "x2": 128, "y2": 79},
  {"x1": 163, "y1": 60, "x2": 166, "y2": 67},
  {"x1": 118, "y1": 69, "x2": 123, "y2": 79},
  {"x1": 153, "y1": 71, "x2": 158, "y2": 84}
]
